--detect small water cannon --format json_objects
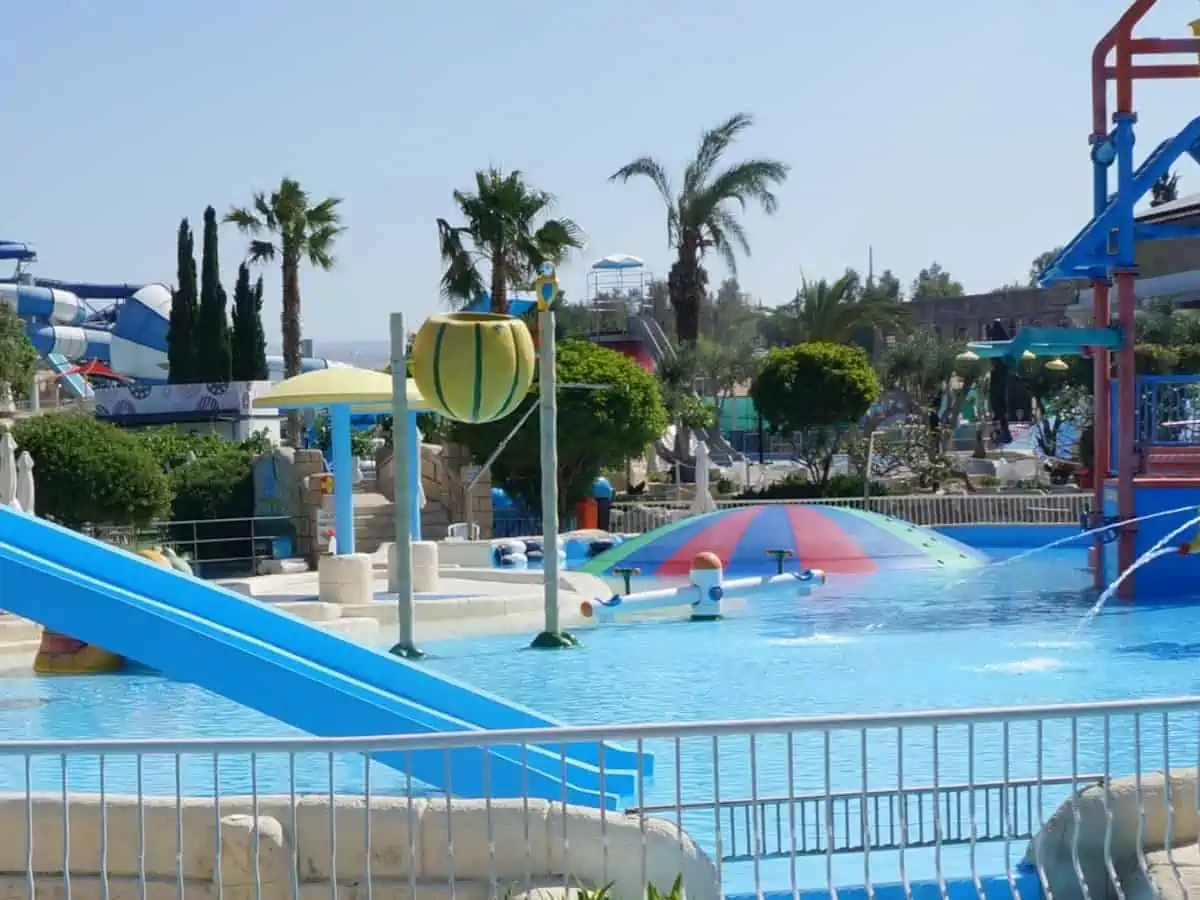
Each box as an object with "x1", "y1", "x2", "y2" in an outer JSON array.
[{"x1": 579, "y1": 551, "x2": 826, "y2": 624}]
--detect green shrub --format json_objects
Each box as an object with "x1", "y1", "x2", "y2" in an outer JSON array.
[
  {"x1": 166, "y1": 441, "x2": 288, "y2": 572},
  {"x1": 13, "y1": 413, "x2": 171, "y2": 527},
  {"x1": 1135, "y1": 342, "x2": 1178, "y2": 374},
  {"x1": 450, "y1": 340, "x2": 667, "y2": 512},
  {"x1": 737, "y1": 472, "x2": 886, "y2": 501},
  {"x1": 169, "y1": 448, "x2": 255, "y2": 522},
  {"x1": 751, "y1": 343, "x2": 880, "y2": 433},
  {"x1": 1175, "y1": 343, "x2": 1200, "y2": 374}
]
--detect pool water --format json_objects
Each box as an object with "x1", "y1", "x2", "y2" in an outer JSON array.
[{"x1": 4, "y1": 546, "x2": 1200, "y2": 892}]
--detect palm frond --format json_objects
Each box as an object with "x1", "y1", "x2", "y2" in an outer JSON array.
[
  {"x1": 698, "y1": 159, "x2": 790, "y2": 217},
  {"x1": 609, "y1": 156, "x2": 680, "y2": 248},
  {"x1": 304, "y1": 219, "x2": 345, "y2": 270},
  {"x1": 532, "y1": 217, "x2": 587, "y2": 259},
  {"x1": 436, "y1": 217, "x2": 484, "y2": 303},
  {"x1": 708, "y1": 207, "x2": 751, "y2": 258},
  {"x1": 225, "y1": 208, "x2": 264, "y2": 234},
  {"x1": 246, "y1": 240, "x2": 278, "y2": 264},
  {"x1": 253, "y1": 191, "x2": 278, "y2": 230},
  {"x1": 682, "y1": 113, "x2": 754, "y2": 198},
  {"x1": 306, "y1": 196, "x2": 344, "y2": 229}
]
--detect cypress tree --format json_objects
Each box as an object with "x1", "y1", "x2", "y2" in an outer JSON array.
[
  {"x1": 231, "y1": 264, "x2": 269, "y2": 381},
  {"x1": 197, "y1": 205, "x2": 232, "y2": 382},
  {"x1": 250, "y1": 274, "x2": 268, "y2": 379},
  {"x1": 167, "y1": 219, "x2": 199, "y2": 384}
]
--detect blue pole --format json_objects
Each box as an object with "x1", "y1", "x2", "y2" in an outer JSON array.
[
  {"x1": 330, "y1": 403, "x2": 355, "y2": 555},
  {"x1": 1113, "y1": 115, "x2": 1137, "y2": 268},
  {"x1": 407, "y1": 410, "x2": 422, "y2": 542}
]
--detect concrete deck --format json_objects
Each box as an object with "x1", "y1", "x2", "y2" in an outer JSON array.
[{"x1": 0, "y1": 566, "x2": 609, "y2": 673}]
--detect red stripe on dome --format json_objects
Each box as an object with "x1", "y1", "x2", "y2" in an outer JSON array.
[
  {"x1": 785, "y1": 505, "x2": 878, "y2": 574},
  {"x1": 658, "y1": 506, "x2": 760, "y2": 576}
]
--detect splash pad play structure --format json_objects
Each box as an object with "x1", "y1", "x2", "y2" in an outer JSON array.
[
  {"x1": 966, "y1": 1, "x2": 1200, "y2": 600},
  {"x1": 582, "y1": 505, "x2": 987, "y2": 579},
  {"x1": 580, "y1": 549, "x2": 828, "y2": 623}
]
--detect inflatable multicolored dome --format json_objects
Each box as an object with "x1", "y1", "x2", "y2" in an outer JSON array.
[{"x1": 581, "y1": 504, "x2": 987, "y2": 578}]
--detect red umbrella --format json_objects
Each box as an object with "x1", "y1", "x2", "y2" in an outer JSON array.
[{"x1": 58, "y1": 359, "x2": 129, "y2": 382}]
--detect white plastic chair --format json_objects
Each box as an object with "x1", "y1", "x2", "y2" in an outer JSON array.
[{"x1": 446, "y1": 522, "x2": 480, "y2": 541}]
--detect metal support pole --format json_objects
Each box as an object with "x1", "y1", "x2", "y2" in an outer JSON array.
[
  {"x1": 530, "y1": 307, "x2": 575, "y2": 648},
  {"x1": 389, "y1": 312, "x2": 422, "y2": 658},
  {"x1": 1113, "y1": 105, "x2": 1137, "y2": 600},
  {"x1": 1092, "y1": 281, "x2": 1111, "y2": 590},
  {"x1": 1116, "y1": 270, "x2": 1138, "y2": 600},
  {"x1": 407, "y1": 411, "x2": 422, "y2": 542},
  {"x1": 330, "y1": 404, "x2": 355, "y2": 555}
]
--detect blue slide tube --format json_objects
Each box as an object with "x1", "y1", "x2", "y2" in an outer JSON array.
[{"x1": 0, "y1": 509, "x2": 650, "y2": 791}]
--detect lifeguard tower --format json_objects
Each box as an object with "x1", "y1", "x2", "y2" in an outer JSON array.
[{"x1": 583, "y1": 254, "x2": 661, "y2": 373}]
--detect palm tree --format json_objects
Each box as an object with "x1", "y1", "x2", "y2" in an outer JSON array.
[
  {"x1": 609, "y1": 113, "x2": 789, "y2": 343},
  {"x1": 788, "y1": 272, "x2": 909, "y2": 344},
  {"x1": 436, "y1": 168, "x2": 585, "y2": 313},
  {"x1": 226, "y1": 178, "x2": 345, "y2": 443}
]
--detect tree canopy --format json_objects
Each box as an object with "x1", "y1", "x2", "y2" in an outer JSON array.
[
  {"x1": 609, "y1": 113, "x2": 789, "y2": 342},
  {"x1": 0, "y1": 301, "x2": 37, "y2": 400},
  {"x1": 196, "y1": 205, "x2": 232, "y2": 383},
  {"x1": 751, "y1": 342, "x2": 880, "y2": 434},
  {"x1": 167, "y1": 218, "x2": 199, "y2": 384},
  {"x1": 449, "y1": 340, "x2": 666, "y2": 512},
  {"x1": 436, "y1": 168, "x2": 585, "y2": 313},
  {"x1": 13, "y1": 414, "x2": 171, "y2": 527},
  {"x1": 910, "y1": 262, "x2": 964, "y2": 300}
]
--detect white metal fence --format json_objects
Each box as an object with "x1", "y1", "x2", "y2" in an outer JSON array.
[
  {"x1": 7, "y1": 695, "x2": 1200, "y2": 900},
  {"x1": 611, "y1": 493, "x2": 1089, "y2": 536}
]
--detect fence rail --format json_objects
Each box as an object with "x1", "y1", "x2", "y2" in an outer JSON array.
[
  {"x1": 630, "y1": 773, "x2": 1102, "y2": 862},
  {"x1": 5, "y1": 695, "x2": 1199, "y2": 900},
  {"x1": 85, "y1": 514, "x2": 292, "y2": 577},
  {"x1": 610, "y1": 493, "x2": 1088, "y2": 535}
]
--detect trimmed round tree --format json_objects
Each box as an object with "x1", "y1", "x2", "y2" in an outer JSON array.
[
  {"x1": 449, "y1": 339, "x2": 667, "y2": 513},
  {"x1": 751, "y1": 341, "x2": 880, "y2": 454},
  {"x1": 13, "y1": 413, "x2": 171, "y2": 528}
]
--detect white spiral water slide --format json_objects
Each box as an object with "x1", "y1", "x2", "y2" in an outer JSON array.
[{"x1": 0, "y1": 241, "x2": 342, "y2": 398}]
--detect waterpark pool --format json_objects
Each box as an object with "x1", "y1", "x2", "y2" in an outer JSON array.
[{"x1": 3, "y1": 543, "x2": 1199, "y2": 892}]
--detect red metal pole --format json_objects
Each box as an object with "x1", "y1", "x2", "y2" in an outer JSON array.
[
  {"x1": 1115, "y1": 271, "x2": 1138, "y2": 599},
  {"x1": 1105, "y1": 64, "x2": 1200, "y2": 78},
  {"x1": 1129, "y1": 37, "x2": 1200, "y2": 54},
  {"x1": 1092, "y1": 282, "x2": 1111, "y2": 590},
  {"x1": 1092, "y1": 0, "x2": 1157, "y2": 133},
  {"x1": 1114, "y1": 22, "x2": 1138, "y2": 599}
]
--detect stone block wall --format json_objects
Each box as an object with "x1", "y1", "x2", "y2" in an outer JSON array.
[
  {"x1": 440, "y1": 442, "x2": 493, "y2": 539},
  {"x1": 291, "y1": 449, "x2": 327, "y2": 564},
  {"x1": 375, "y1": 442, "x2": 493, "y2": 540}
]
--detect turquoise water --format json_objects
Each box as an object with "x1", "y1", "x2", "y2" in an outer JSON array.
[{"x1": 4, "y1": 546, "x2": 1200, "y2": 891}]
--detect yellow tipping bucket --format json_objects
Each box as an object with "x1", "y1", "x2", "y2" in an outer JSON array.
[{"x1": 1191, "y1": 19, "x2": 1200, "y2": 61}]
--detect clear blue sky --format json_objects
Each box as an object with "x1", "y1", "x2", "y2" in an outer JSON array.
[{"x1": 3, "y1": 0, "x2": 1199, "y2": 342}]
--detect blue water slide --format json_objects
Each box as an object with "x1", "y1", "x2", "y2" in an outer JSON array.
[
  {"x1": 30, "y1": 279, "x2": 143, "y2": 300},
  {"x1": 0, "y1": 508, "x2": 650, "y2": 806},
  {"x1": 464, "y1": 292, "x2": 538, "y2": 314},
  {"x1": 0, "y1": 283, "x2": 94, "y2": 397},
  {"x1": 0, "y1": 242, "x2": 36, "y2": 263}
]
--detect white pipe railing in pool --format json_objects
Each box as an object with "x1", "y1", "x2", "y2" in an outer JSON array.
[
  {"x1": 611, "y1": 492, "x2": 1090, "y2": 534},
  {"x1": 3, "y1": 693, "x2": 1199, "y2": 900}
]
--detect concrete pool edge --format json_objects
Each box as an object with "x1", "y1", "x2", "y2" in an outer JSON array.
[
  {"x1": 1, "y1": 793, "x2": 716, "y2": 900},
  {"x1": 4, "y1": 768, "x2": 1196, "y2": 900}
]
